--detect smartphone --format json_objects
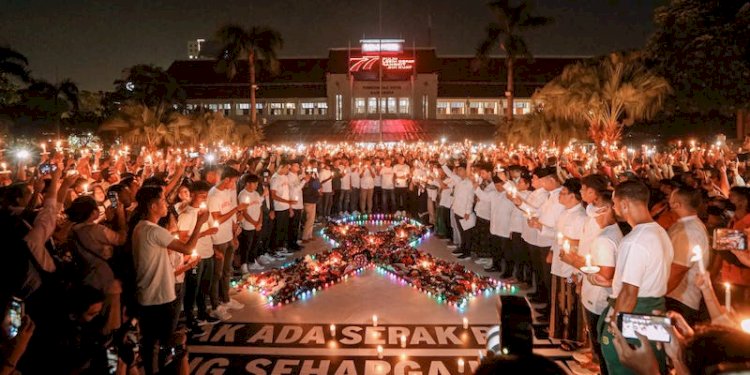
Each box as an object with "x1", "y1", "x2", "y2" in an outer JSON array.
[
  {"x1": 713, "y1": 228, "x2": 747, "y2": 251},
  {"x1": 39, "y1": 163, "x2": 58, "y2": 175},
  {"x1": 189, "y1": 152, "x2": 200, "y2": 159},
  {"x1": 8, "y1": 297, "x2": 24, "y2": 338},
  {"x1": 618, "y1": 313, "x2": 672, "y2": 343},
  {"x1": 107, "y1": 190, "x2": 118, "y2": 209}
]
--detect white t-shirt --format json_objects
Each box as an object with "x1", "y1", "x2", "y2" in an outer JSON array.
[
  {"x1": 270, "y1": 173, "x2": 290, "y2": 211},
  {"x1": 520, "y1": 188, "x2": 550, "y2": 247},
  {"x1": 581, "y1": 223, "x2": 622, "y2": 314},
  {"x1": 611, "y1": 222, "x2": 674, "y2": 298},
  {"x1": 319, "y1": 168, "x2": 333, "y2": 193},
  {"x1": 287, "y1": 172, "x2": 304, "y2": 210},
  {"x1": 667, "y1": 215, "x2": 709, "y2": 310},
  {"x1": 439, "y1": 178, "x2": 454, "y2": 208},
  {"x1": 551, "y1": 204, "x2": 587, "y2": 278},
  {"x1": 132, "y1": 220, "x2": 177, "y2": 306},
  {"x1": 208, "y1": 186, "x2": 237, "y2": 244},
  {"x1": 360, "y1": 167, "x2": 375, "y2": 189},
  {"x1": 380, "y1": 166, "x2": 395, "y2": 189},
  {"x1": 238, "y1": 189, "x2": 262, "y2": 231},
  {"x1": 393, "y1": 164, "x2": 410, "y2": 188},
  {"x1": 340, "y1": 167, "x2": 351, "y2": 190},
  {"x1": 177, "y1": 205, "x2": 213, "y2": 259},
  {"x1": 350, "y1": 167, "x2": 361, "y2": 189}
]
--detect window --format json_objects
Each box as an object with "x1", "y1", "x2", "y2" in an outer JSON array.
[
  {"x1": 335, "y1": 95, "x2": 343, "y2": 120},
  {"x1": 437, "y1": 101, "x2": 448, "y2": 115},
  {"x1": 399, "y1": 98, "x2": 409, "y2": 114},
  {"x1": 387, "y1": 97, "x2": 397, "y2": 113},
  {"x1": 207, "y1": 103, "x2": 219, "y2": 111},
  {"x1": 450, "y1": 102, "x2": 464, "y2": 115},
  {"x1": 484, "y1": 102, "x2": 496, "y2": 115},
  {"x1": 255, "y1": 102, "x2": 264, "y2": 116},
  {"x1": 355, "y1": 98, "x2": 366, "y2": 114},
  {"x1": 301, "y1": 102, "x2": 315, "y2": 115},
  {"x1": 220, "y1": 103, "x2": 231, "y2": 116},
  {"x1": 469, "y1": 102, "x2": 482, "y2": 115},
  {"x1": 186, "y1": 104, "x2": 197, "y2": 110},
  {"x1": 237, "y1": 103, "x2": 250, "y2": 116},
  {"x1": 368, "y1": 97, "x2": 377, "y2": 114},
  {"x1": 270, "y1": 103, "x2": 283, "y2": 115},
  {"x1": 317, "y1": 102, "x2": 328, "y2": 115},
  {"x1": 285, "y1": 102, "x2": 296, "y2": 116}
]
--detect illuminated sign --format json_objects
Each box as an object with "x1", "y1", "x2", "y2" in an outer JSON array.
[
  {"x1": 360, "y1": 39, "x2": 404, "y2": 53},
  {"x1": 349, "y1": 56, "x2": 415, "y2": 72}
]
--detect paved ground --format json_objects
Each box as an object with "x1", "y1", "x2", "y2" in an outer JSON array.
[{"x1": 187, "y1": 224, "x2": 579, "y2": 374}]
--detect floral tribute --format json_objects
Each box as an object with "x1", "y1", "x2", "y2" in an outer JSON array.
[{"x1": 240, "y1": 214, "x2": 514, "y2": 308}]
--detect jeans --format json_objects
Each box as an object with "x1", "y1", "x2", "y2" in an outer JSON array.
[
  {"x1": 139, "y1": 301, "x2": 177, "y2": 375},
  {"x1": 395, "y1": 187, "x2": 408, "y2": 211},
  {"x1": 320, "y1": 192, "x2": 333, "y2": 218},
  {"x1": 360, "y1": 188, "x2": 373, "y2": 213},
  {"x1": 239, "y1": 229, "x2": 258, "y2": 264},
  {"x1": 382, "y1": 188, "x2": 396, "y2": 213},
  {"x1": 350, "y1": 188, "x2": 360, "y2": 212},
  {"x1": 302, "y1": 203, "x2": 316, "y2": 240},
  {"x1": 272, "y1": 209, "x2": 290, "y2": 250},
  {"x1": 287, "y1": 208, "x2": 302, "y2": 249},
  {"x1": 337, "y1": 189, "x2": 350, "y2": 213},
  {"x1": 211, "y1": 241, "x2": 235, "y2": 305},
  {"x1": 184, "y1": 257, "x2": 216, "y2": 326}
]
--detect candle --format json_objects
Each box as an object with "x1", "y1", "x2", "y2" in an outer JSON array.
[
  {"x1": 400, "y1": 334, "x2": 406, "y2": 348},
  {"x1": 83, "y1": 183, "x2": 89, "y2": 194},
  {"x1": 585, "y1": 254, "x2": 592, "y2": 268},
  {"x1": 691, "y1": 245, "x2": 705, "y2": 274},
  {"x1": 372, "y1": 314, "x2": 378, "y2": 327},
  {"x1": 376, "y1": 345, "x2": 383, "y2": 359},
  {"x1": 462, "y1": 317, "x2": 469, "y2": 329},
  {"x1": 213, "y1": 220, "x2": 219, "y2": 229},
  {"x1": 562, "y1": 239, "x2": 571, "y2": 253},
  {"x1": 199, "y1": 202, "x2": 207, "y2": 210},
  {"x1": 330, "y1": 324, "x2": 336, "y2": 336},
  {"x1": 724, "y1": 282, "x2": 732, "y2": 311},
  {"x1": 458, "y1": 358, "x2": 465, "y2": 373},
  {"x1": 191, "y1": 250, "x2": 198, "y2": 258},
  {"x1": 741, "y1": 319, "x2": 750, "y2": 334},
  {"x1": 556, "y1": 232, "x2": 564, "y2": 246}
]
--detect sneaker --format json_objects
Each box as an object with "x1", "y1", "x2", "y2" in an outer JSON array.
[
  {"x1": 249, "y1": 261, "x2": 265, "y2": 271},
  {"x1": 258, "y1": 254, "x2": 275, "y2": 265},
  {"x1": 296, "y1": 240, "x2": 304, "y2": 245},
  {"x1": 210, "y1": 306, "x2": 232, "y2": 321},
  {"x1": 457, "y1": 254, "x2": 472, "y2": 260},
  {"x1": 226, "y1": 298, "x2": 244, "y2": 310},
  {"x1": 474, "y1": 258, "x2": 492, "y2": 265},
  {"x1": 446, "y1": 245, "x2": 458, "y2": 250},
  {"x1": 451, "y1": 250, "x2": 463, "y2": 255},
  {"x1": 273, "y1": 252, "x2": 289, "y2": 259},
  {"x1": 240, "y1": 263, "x2": 250, "y2": 274},
  {"x1": 196, "y1": 316, "x2": 221, "y2": 326}
]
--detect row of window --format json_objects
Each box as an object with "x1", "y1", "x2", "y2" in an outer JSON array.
[
  {"x1": 186, "y1": 102, "x2": 328, "y2": 116},
  {"x1": 353, "y1": 97, "x2": 410, "y2": 115},
  {"x1": 436, "y1": 100, "x2": 531, "y2": 115}
]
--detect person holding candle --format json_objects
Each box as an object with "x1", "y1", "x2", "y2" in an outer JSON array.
[
  {"x1": 442, "y1": 160, "x2": 476, "y2": 260},
  {"x1": 516, "y1": 168, "x2": 551, "y2": 304},
  {"x1": 665, "y1": 187, "x2": 710, "y2": 325},
  {"x1": 238, "y1": 174, "x2": 264, "y2": 273},
  {"x1": 473, "y1": 163, "x2": 500, "y2": 268},
  {"x1": 379, "y1": 157, "x2": 396, "y2": 215},
  {"x1": 286, "y1": 161, "x2": 304, "y2": 251},
  {"x1": 599, "y1": 180, "x2": 673, "y2": 375},
  {"x1": 549, "y1": 178, "x2": 587, "y2": 346},
  {"x1": 715, "y1": 187, "x2": 750, "y2": 314}
]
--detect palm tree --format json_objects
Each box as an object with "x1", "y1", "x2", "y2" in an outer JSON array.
[
  {"x1": 534, "y1": 52, "x2": 672, "y2": 146},
  {"x1": 476, "y1": 0, "x2": 553, "y2": 125},
  {"x1": 501, "y1": 109, "x2": 587, "y2": 146},
  {"x1": 23, "y1": 79, "x2": 79, "y2": 137},
  {"x1": 215, "y1": 24, "x2": 283, "y2": 126},
  {"x1": 0, "y1": 46, "x2": 30, "y2": 83}
]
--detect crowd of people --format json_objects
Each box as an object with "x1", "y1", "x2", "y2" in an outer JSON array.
[{"x1": 0, "y1": 137, "x2": 749, "y2": 374}]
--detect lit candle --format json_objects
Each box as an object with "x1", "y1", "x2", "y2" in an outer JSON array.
[
  {"x1": 462, "y1": 317, "x2": 469, "y2": 329},
  {"x1": 191, "y1": 250, "x2": 198, "y2": 258},
  {"x1": 562, "y1": 239, "x2": 571, "y2": 253},
  {"x1": 199, "y1": 202, "x2": 207, "y2": 211},
  {"x1": 213, "y1": 219, "x2": 219, "y2": 229},
  {"x1": 741, "y1": 319, "x2": 750, "y2": 333},
  {"x1": 376, "y1": 345, "x2": 383, "y2": 359},
  {"x1": 458, "y1": 358, "x2": 465, "y2": 373},
  {"x1": 83, "y1": 183, "x2": 89, "y2": 195},
  {"x1": 585, "y1": 254, "x2": 592, "y2": 268},
  {"x1": 556, "y1": 232, "x2": 564, "y2": 246},
  {"x1": 372, "y1": 314, "x2": 378, "y2": 327},
  {"x1": 330, "y1": 324, "x2": 336, "y2": 336},
  {"x1": 400, "y1": 334, "x2": 406, "y2": 348},
  {"x1": 725, "y1": 282, "x2": 732, "y2": 312}
]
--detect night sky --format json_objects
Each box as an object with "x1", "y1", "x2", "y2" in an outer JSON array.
[{"x1": 0, "y1": 0, "x2": 664, "y2": 91}]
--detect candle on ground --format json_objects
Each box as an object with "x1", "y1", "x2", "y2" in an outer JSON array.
[
  {"x1": 376, "y1": 345, "x2": 383, "y2": 359},
  {"x1": 462, "y1": 317, "x2": 469, "y2": 329},
  {"x1": 724, "y1": 282, "x2": 732, "y2": 311},
  {"x1": 372, "y1": 314, "x2": 378, "y2": 327},
  {"x1": 400, "y1": 334, "x2": 406, "y2": 348},
  {"x1": 330, "y1": 324, "x2": 336, "y2": 336},
  {"x1": 458, "y1": 358, "x2": 465, "y2": 373}
]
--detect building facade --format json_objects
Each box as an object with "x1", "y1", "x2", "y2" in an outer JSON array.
[{"x1": 167, "y1": 39, "x2": 582, "y2": 124}]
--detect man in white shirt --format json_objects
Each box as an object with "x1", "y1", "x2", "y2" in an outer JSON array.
[
  {"x1": 208, "y1": 167, "x2": 248, "y2": 314},
  {"x1": 601, "y1": 180, "x2": 673, "y2": 375},
  {"x1": 177, "y1": 181, "x2": 222, "y2": 329},
  {"x1": 548, "y1": 178, "x2": 587, "y2": 342},
  {"x1": 527, "y1": 167, "x2": 564, "y2": 313},
  {"x1": 472, "y1": 163, "x2": 496, "y2": 268},
  {"x1": 436, "y1": 169, "x2": 454, "y2": 239},
  {"x1": 286, "y1": 162, "x2": 304, "y2": 251},
  {"x1": 443, "y1": 161, "x2": 476, "y2": 260},
  {"x1": 337, "y1": 160, "x2": 351, "y2": 215},
  {"x1": 359, "y1": 159, "x2": 376, "y2": 213},
  {"x1": 516, "y1": 169, "x2": 550, "y2": 296},
  {"x1": 238, "y1": 174, "x2": 263, "y2": 272},
  {"x1": 393, "y1": 155, "x2": 411, "y2": 217},
  {"x1": 132, "y1": 186, "x2": 209, "y2": 374},
  {"x1": 318, "y1": 162, "x2": 333, "y2": 219},
  {"x1": 271, "y1": 162, "x2": 297, "y2": 254},
  {"x1": 666, "y1": 186, "x2": 709, "y2": 325},
  {"x1": 380, "y1": 158, "x2": 396, "y2": 214},
  {"x1": 350, "y1": 157, "x2": 361, "y2": 213}
]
